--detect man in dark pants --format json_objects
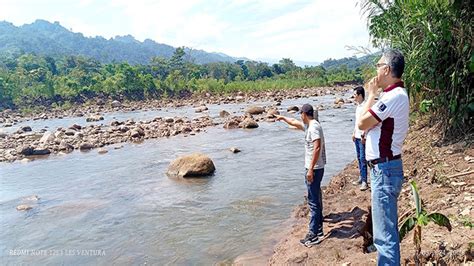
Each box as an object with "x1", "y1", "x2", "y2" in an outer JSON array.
[
  {"x1": 358, "y1": 49, "x2": 409, "y2": 265},
  {"x1": 352, "y1": 86, "x2": 368, "y2": 191},
  {"x1": 276, "y1": 104, "x2": 327, "y2": 247}
]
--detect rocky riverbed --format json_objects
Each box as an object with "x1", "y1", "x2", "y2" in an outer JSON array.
[{"x1": 0, "y1": 86, "x2": 354, "y2": 162}]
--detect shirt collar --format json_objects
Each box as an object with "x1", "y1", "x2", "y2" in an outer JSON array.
[{"x1": 383, "y1": 81, "x2": 404, "y2": 92}]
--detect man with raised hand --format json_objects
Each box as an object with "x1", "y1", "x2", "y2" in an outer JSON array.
[
  {"x1": 358, "y1": 49, "x2": 409, "y2": 265},
  {"x1": 275, "y1": 104, "x2": 327, "y2": 247}
]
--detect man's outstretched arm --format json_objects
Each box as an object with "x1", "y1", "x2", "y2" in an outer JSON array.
[{"x1": 275, "y1": 115, "x2": 304, "y2": 131}]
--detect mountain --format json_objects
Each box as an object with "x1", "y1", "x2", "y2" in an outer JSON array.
[
  {"x1": 0, "y1": 19, "x2": 246, "y2": 65},
  {"x1": 320, "y1": 53, "x2": 380, "y2": 70}
]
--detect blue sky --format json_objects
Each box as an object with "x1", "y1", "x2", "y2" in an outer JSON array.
[{"x1": 1, "y1": 0, "x2": 372, "y2": 63}]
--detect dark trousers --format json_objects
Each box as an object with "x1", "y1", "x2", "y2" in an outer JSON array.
[
  {"x1": 305, "y1": 168, "x2": 324, "y2": 234},
  {"x1": 354, "y1": 138, "x2": 368, "y2": 183}
]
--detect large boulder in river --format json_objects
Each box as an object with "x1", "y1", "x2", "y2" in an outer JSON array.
[
  {"x1": 167, "y1": 153, "x2": 216, "y2": 178},
  {"x1": 245, "y1": 106, "x2": 265, "y2": 115}
]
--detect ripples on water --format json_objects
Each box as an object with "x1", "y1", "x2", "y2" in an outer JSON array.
[{"x1": 0, "y1": 94, "x2": 356, "y2": 264}]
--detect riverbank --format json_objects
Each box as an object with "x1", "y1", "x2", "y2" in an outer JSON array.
[
  {"x1": 0, "y1": 86, "x2": 353, "y2": 163},
  {"x1": 0, "y1": 86, "x2": 348, "y2": 125},
  {"x1": 269, "y1": 120, "x2": 473, "y2": 265}
]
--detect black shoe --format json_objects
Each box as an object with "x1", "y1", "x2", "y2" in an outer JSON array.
[{"x1": 300, "y1": 232, "x2": 321, "y2": 247}]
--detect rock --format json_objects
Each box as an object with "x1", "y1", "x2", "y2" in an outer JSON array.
[
  {"x1": 17, "y1": 146, "x2": 34, "y2": 156},
  {"x1": 24, "y1": 195, "x2": 40, "y2": 201},
  {"x1": 70, "y1": 124, "x2": 82, "y2": 130},
  {"x1": 219, "y1": 110, "x2": 230, "y2": 117},
  {"x1": 224, "y1": 121, "x2": 240, "y2": 129},
  {"x1": 240, "y1": 118, "x2": 259, "y2": 129},
  {"x1": 65, "y1": 130, "x2": 76, "y2": 136},
  {"x1": 0, "y1": 132, "x2": 7, "y2": 138},
  {"x1": 16, "y1": 205, "x2": 32, "y2": 211},
  {"x1": 59, "y1": 140, "x2": 74, "y2": 151},
  {"x1": 167, "y1": 153, "x2": 216, "y2": 178},
  {"x1": 111, "y1": 100, "x2": 122, "y2": 108},
  {"x1": 32, "y1": 148, "x2": 51, "y2": 156},
  {"x1": 40, "y1": 131, "x2": 54, "y2": 144},
  {"x1": 235, "y1": 95, "x2": 245, "y2": 101},
  {"x1": 230, "y1": 147, "x2": 241, "y2": 153},
  {"x1": 334, "y1": 97, "x2": 344, "y2": 104},
  {"x1": 287, "y1": 106, "x2": 299, "y2": 112},
  {"x1": 98, "y1": 148, "x2": 108, "y2": 154},
  {"x1": 246, "y1": 106, "x2": 265, "y2": 115},
  {"x1": 195, "y1": 106, "x2": 208, "y2": 113},
  {"x1": 460, "y1": 207, "x2": 471, "y2": 216},
  {"x1": 130, "y1": 127, "x2": 145, "y2": 138},
  {"x1": 164, "y1": 117, "x2": 174, "y2": 123},
  {"x1": 79, "y1": 143, "x2": 94, "y2": 150},
  {"x1": 20, "y1": 158, "x2": 32, "y2": 163},
  {"x1": 111, "y1": 120, "x2": 122, "y2": 126},
  {"x1": 118, "y1": 125, "x2": 130, "y2": 133},
  {"x1": 18, "y1": 126, "x2": 32, "y2": 133},
  {"x1": 266, "y1": 108, "x2": 280, "y2": 118},
  {"x1": 86, "y1": 115, "x2": 104, "y2": 122}
]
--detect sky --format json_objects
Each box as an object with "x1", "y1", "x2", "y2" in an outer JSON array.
[{"x1": 0, "y1": 0, "x2": 373, "y2": 64}]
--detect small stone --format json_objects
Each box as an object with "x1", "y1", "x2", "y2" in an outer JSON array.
[
  {"x1": 111, "y1": 100, "x2": 122, "y2": 108},
  {"x1": 219, "y1": 110, "x2": 230, "y2": 117},
  {"x1": 79, "y1": 143, "x2": 94, "y2": 150},
  {"x1": 98, "y1": 148, "x2": 108, "y2": 154},
  {"x1": 16, "y1": 205, "x2": 32, "y2": 211},
  {"x1": 460, "y1": 207, "x2": 471, "y2": 216},
  {"x1": 287, "y1": 106, "x2": 299, "y2": 112},
  {"x1": 230, "y1": 147, "x2": 241, "y2": 153}
]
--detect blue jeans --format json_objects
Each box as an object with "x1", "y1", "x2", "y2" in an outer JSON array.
[
  {"x1": 354, "y1": 138, "x2": 368, "y2": 183},
  {"x1": 305, "y1": 168, "x2": 324, "y2": 235},
  {"x1": 370, "y1": 159, "x2": 404, "y2": 266}
]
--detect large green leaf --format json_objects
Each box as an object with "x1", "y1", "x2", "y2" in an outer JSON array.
[
  {"x1": 399, "y1": 216, "x2": 416, "y2": 241},
  {"x1": 410, "y1": 180, "x2": 422, "y2": 216},
  {"x1": 428, "y1": 213, "x2": 452, "y2": 231}
]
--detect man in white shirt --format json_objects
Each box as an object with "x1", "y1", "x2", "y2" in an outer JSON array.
[
  {"x1": 352, "y1": 86, "x2": 368, "y2": 191},
  {"x1": 275, "y1": 104, "x2": 327, "y2": 247},
  {"x1": 358, "y1": 49, "x2": 409, "y2": 265}
]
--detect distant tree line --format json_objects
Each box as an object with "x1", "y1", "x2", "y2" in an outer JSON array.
[{"x1": 0, "y1": 47, "x2": 368, "y2": 111}]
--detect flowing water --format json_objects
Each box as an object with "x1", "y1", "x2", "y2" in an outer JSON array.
[{"x1": 0, "y1": 93, "x2": 357, "y2": 264}]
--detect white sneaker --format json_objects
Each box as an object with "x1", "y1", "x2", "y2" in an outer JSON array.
[
  {"x1": 352, "y1": 177, "x2": 362, "y2": 185},
  {"x1": 360, "y1": 182, "x2": 368, "y2": 191}
]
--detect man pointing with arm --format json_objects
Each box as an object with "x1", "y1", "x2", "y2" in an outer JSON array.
[{"x1": 276, "y1": 103, "x2": 327, "y2": 247}]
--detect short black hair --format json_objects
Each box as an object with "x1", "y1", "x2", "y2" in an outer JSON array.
[
  {"x1": 383, "y1": 49, "x2": 405, "y2": 78},
  {"x1": 353, "y1": 86, "x2": 365, "y2": 99}
]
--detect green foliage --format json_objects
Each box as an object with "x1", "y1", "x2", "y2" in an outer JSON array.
[
  {"x1": 399, "y1": 180, "x2": 452, "y2": 261},
  {"x1": 419, "y1": 99, "x2": 433, "y2": 113},
  {"x1": 361, "y1": 0, "x2": 473, "y2": 138},
  {"x1": 0, "y1": 50, "x2": 363, "y2": 109}
]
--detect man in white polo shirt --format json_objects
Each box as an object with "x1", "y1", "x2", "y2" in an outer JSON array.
[{"x1": 358, "y1": 49, "x2": 409, "y2": 265}]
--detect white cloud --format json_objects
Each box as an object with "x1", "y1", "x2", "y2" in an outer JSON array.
[{"x1": 0, "y1": 0, "x2": 372, "y2": 62}]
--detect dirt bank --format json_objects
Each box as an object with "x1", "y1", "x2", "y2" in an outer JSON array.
[{"x1": 269, "y1": 120, "x2": 473, "y2": 265}]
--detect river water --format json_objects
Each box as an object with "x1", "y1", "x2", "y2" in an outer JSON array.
[{"x1": 0, "y1": 93, "x2": 356, "y2": 264}]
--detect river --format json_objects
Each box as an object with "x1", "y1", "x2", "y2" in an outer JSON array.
[{"x1": 0, "y1": 93, "x2": 356, "y2": 264}]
